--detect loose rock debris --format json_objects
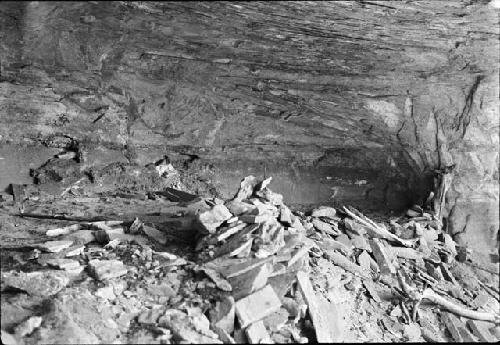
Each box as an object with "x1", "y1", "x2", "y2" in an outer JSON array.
[{"x1": 0, "y1": 175, "x2": 499, "y2": 344}]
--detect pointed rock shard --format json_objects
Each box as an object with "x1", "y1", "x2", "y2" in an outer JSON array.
[
  {"x1": 296, "y1": 271, "x2": 344, "y2": 343},
  {"x1": 254, "y1": 176, "x2": 273, "y2": 192},
  {"x1": 234, "y1": 175, "x2": 258, "y2": 201},
  {"x1": 235, "y1": 285, "x2": 282, "y2": 328}
]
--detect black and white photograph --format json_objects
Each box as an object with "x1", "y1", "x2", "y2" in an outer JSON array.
[{"x1": 0, "y1": 1, "x2": 499, "y2": 343}]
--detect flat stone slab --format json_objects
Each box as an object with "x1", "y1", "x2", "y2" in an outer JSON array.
[
  {"x1": 46, "y1": 258, "x2": 81, "y2": 271},
  {"x1": 245, "y1": 320, "x2": 271, "y2": 344},
  {"x1": 235, "y1": 285, "x2": 282, "y2": 328},
  {"x1": 88, "y1": 259, "x2": 128, "y2": 281},
  {"x1": 296, "y1": 270, "x2": 344, "y2": 343},
  {"x1": 2, "y1": 270, "x2": 70, "y2": 296},
  {"x1": 34, "y1": 240, "x2": 74, "y2": 253}
]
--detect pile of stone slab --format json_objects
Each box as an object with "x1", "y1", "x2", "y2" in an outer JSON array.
[
  {"x1": 1, "y1": 175, "x2": 499, "y2": 344},
  {"x1": 192, "y1": 175, "x2": 337, "y2": 343},
  {"x1": 188, "y1": 175, "x2": 500, "y2": 343}
]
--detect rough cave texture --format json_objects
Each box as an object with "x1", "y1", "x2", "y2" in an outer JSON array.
[{"x1": 0, "y1": 1, "x2": 498, "y2": 250}]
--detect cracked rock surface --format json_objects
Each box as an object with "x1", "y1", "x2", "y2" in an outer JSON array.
[{"x1": 0, "y1": 1, "x2": 498, "y2": 253}]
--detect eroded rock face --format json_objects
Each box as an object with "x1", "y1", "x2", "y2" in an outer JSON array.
[{"x1": 0, "y1": 1, "x2": 498, "y2": 250}]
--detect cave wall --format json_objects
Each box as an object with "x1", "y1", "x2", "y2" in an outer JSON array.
[{"x1": 0, "y1": 1, "x2": 498, "y2": 249}]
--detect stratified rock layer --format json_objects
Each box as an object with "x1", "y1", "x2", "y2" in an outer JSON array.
[{"x1": 0, "y1": 1, "x2": 498, "y2": 250}]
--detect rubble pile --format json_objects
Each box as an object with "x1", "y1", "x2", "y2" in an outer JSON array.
[{"x1": 1, "y1": 175, "x2": 499, "y2": 344}]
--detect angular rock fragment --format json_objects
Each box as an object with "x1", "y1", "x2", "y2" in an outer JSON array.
[
  {"x1": 442, "y1": 312, "x2": 474, "y2": 342},
  {"x1": 239, "y1": 213, "x2": 273, "y2": 224},
  {"x1": 370, "y1": 238, "x2": 396, "y2": 275},
  {"x1": 456, "y1": 245, "x2": 468, "y2": 262},
  {"x1": 234, "y1": 175, "x2": 258, "y2": 201},
  {"x1": 344, "y1": 218, "x2": 367, "y2": 236},
  {"x1": 14, "y1": 316, "x2": 43, "y2": 337},
  {"x1": 146, "y1": 283, "x2": 176, "y2": 298},
  {"x1": 196, "y1": 204, "x2": 233, "y2": 234},
  {"x1": 159, "y1": 309, "x2": 222, "y2": 343},
  {"x1": 46, "y1": 224, "x2": 81, "y2": 237},
  {"x1": 350, "y1": 234, "x2": 371, "y2": 251},
  {"x1": 216, "y1": 222, "x2": 248, "y2": 242},
  {"x1": 233, "y1": 329, "x2": 247, "y2": 343},
  {"x1": 34, "y1": 240, "x2": 74, "y2": 253},
  {"x1": 235, "y1": 285, "x2": 282, "y2": 328},
  {"x1": 311, "y1": 206, "x2": 336, "y2": 219},
  {"x1": 88, "y1": 259, "x2": 128, "y2": 280},
  {"x1": 325, "y1": 251, "x2": 370, "y2": 279},
  {"x1": 229, "y1": 263, "x2": 272, "y2": 300},
  {"x1": 296, "y1": 271, "x2": 344, "y2": 343},
  {"x1": 245, "y1": 320, "x2": 271, "y2": 344},
  {"x1": 319, "y1": 237, "x2": 351, "y2": 256},
  {"x1": 142, "y1": 225, "x2": 168, "y2": 245},
  {"x1": 1, "y1": 330, "x2": 16, "y2": 345},
  {"x1": 403, "y1": 323, "x2": 422, "y2": 342},
  {"x1": 362, "y1": 279, "x2": 381, "y2": 303},
  {"x1": 225, "y1": 199, "x2": 256, "y2": 216},
  {"x1": 46, "y1": 258, "x2": 81, "y2": 271},
  {"x1": 466, "y1": 320, "x2": 497, "y2": 342},
  {"x1": 287, "y1": 244, "x2": 312, "y2": 269},
  {"x1": 254, "y1": 176, "x2": 273, "y2": 192},
  {"x1": 254, "y1": 227, "x2": 285, "y2": 259},
  {"x1": 2, "y1": 270, "x2": 70, "y2": 296},
  {"x1": 95, "y1": 286, "x2": 116, "y2": 300},
  {"x1": 262, "y1": 307, "x2": 289, "y2": 330},
  {"x1": 63, "y1": 230, "x2": 95, "y2": 245},
  {"x1": 138, "y1": 307, "x2": 165, "y2": 325},
  {"x1": 254, "y1": 188, "x2": 283, "y2": 206},
  {"x1": 311, "y1": 218, "x2": 334, "y2": 233},
  {"x1": 209, "y1": 296, "x2": 235, "y2": 334},
  {"x1": 199, "y1": 266, "x2": 232, "y2": 291},
  {"x1": 278, "y1": 205, "x2": 293, "y2": 226}
]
